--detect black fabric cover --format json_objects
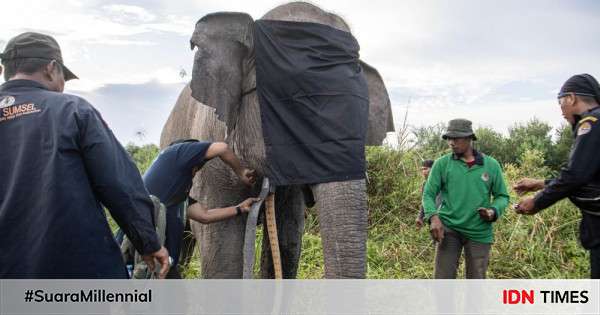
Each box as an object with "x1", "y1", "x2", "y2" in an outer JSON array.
[{"x1": 255, "y1": 20, "x2": 369, "y2": 186}]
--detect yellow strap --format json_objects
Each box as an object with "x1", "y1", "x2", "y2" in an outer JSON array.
[{"x1": 265, "y1": 193, "x2": 282, "y2": 279}]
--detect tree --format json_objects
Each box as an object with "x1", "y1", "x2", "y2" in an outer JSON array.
[
  {"x1": 506, "y1": 118, "x2": 553, "y2": 167},
  {"x1": 474, "y1": 127, "x2": 509, "y2": 165},
  {"x1": 549, "y1": 123, "x2": 574, "y2": 172},
  {"x1": 412, "y1": 123, "x2": 448, "y2": 158},
  {"x1": 125, "y1": 143, "x2": 160, "y2": 174}
]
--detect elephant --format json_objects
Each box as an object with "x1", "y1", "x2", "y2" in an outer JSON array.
[{"x1": 160, "y1": 1, "x2": 394, "y2": 279}]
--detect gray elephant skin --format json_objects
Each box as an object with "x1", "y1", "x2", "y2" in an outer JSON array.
[{"x1": 160, "y1": 2, "x2": 394, "y2": 279}]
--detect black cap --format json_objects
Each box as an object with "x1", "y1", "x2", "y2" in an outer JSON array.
[
  {"x1": 558, "y1": 74, "x2": 600, "y2": 104},
  {"x1": 0, "y1": 32, "x2": 78, "y2": 81}
]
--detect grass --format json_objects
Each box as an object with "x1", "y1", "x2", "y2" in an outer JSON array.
[{"x1": 115, "y1": 146, "x2": 589, "y2": 279}]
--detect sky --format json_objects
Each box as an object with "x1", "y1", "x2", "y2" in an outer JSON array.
[{"x1": 1, "y1": 0, "x2": 599, "y2": 145}]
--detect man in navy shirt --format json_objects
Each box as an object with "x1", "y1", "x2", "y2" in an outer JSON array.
[
  {"x1": 140, "y1": 139, "x2": 257, "y2": 278},
  {"x1": 0, "y1": 32, "x2": 169, "y2": 278}
]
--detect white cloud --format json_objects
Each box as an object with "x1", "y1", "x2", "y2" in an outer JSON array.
[
  {"x1": 393, "y1": 98, "x2": 564, "y2": 137},
  {"x1": 1, "y1": 0, "x2": 599, "y2": 145},
  {"x1": 85, "y1": 39, "x2": 157, "y2": 46},
  {"x1": 102, "y1": 4, "x2": 157, "y2": 24},
  {"x1": 151, "y1": 67, "x2": 190, "y2": 84},
  {"x1": 144, "y1": 15, "x2": 196, "y2": 36},
  {"x1": 66, "y1": 65, "x2": 189, "y2": 93}
]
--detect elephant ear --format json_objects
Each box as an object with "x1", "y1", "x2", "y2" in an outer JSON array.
[
  {"x1": 361, "y1": 60, "x2": 395, "y2": 145},
  {"x1": 189, "y1": 12, "x2": 255, "y2": 131}
]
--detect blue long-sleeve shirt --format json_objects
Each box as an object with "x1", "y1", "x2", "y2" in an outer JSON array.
[{"x1": 0, "y1": 80, "x2": 160, "y2": 278}]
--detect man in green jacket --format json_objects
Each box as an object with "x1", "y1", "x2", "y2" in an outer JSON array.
[{"x1": 423, "y1": 119, "x2": 509, "y2": 278}]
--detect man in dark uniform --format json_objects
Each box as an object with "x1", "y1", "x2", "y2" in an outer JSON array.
[
  {"x1": 0, "y1": 32, "x2": 169, "y2": 278},
  {"x1": 514, "y1": 73, "x2": 600, "y2": 278}
]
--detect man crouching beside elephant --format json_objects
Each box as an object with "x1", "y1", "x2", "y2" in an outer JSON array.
[{"x1": 119, "y1": 139, "x2": 257, "y2": 278}]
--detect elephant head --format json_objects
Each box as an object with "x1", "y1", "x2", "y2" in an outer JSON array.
[
  {"x1": 160, "y1": 2, "x2": 394, "y2": 279},
  {"x1": 189, "y1": 12, "x2": 255, "y2": 132}
]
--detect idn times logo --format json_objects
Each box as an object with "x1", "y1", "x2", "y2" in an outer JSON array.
[{"x1": 502, "y1": 289, "x2": 589, "y2": 304}]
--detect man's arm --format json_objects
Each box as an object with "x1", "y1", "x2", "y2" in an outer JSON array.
[
  {"x1": 513, "y1": 178, "x2": 546, "y2": 195},
  {"x1": 489, "y1": 160, "x2": 510, "y2": 221},
  {"x1": 423, "y1": 159, "x2": 445, "y2": 242},
  {"x1": 534, "y1": 119, "x2": 600, "y2": 210},
  {"x1": 76, "y1": 103, "x2": 168, "y2": 277},
  {"x1": 415, "y1": 183, "x2": 426, "y2": 227},
  {"x1": 205, "y1": 142, "x2": 255, "y2": 186},
  {"x1": 423, "y1": 160, "x2": 443, "y2": 222},
  {"x1": 187, "y1": 198, "x2": 259, "y2": 224}
]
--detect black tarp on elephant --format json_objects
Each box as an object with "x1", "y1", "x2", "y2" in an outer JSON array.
[{"x1": 255, "y1": 20, "x2": 369, "y2": 186}]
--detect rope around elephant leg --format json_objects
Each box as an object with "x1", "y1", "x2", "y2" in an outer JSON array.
[{"x1": 265, "y1": 193, "x2": 282, "y2": 279}]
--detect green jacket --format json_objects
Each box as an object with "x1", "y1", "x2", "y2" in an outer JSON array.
[{"x1": 423, "y1": 151, "x2": 509, "y2": 243}]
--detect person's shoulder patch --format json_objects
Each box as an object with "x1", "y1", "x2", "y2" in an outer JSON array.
[
  {"x1": 577, "y1": 121, "x2": 593, "y2": 136},
  {"x1": 579, "y1": 116, "x2": 598, "y2": 124}
]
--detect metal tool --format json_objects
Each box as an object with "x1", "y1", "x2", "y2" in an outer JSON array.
[{"x1": 242, "y1": 177, "x2": 271, "y2": 278}]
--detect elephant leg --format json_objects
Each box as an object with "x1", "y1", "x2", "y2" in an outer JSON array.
[
  {"x1": 312, "y1": 179, "x2": 367, "y2": 278},
  {"x1": 193, "y1": 216, "x2": 247, "y2": 278},
  {"x1": 260, "y1": 185, "x2": 305, "y2": 279},
  {"x1": 190, "y1": 159, "x2": 254, "y2": 279}
]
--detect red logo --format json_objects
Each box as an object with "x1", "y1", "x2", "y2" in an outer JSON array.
[{"x1": 503, "y1": 289, "x2": 535, "y2": 304}]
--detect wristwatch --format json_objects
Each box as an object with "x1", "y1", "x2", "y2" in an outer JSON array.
[{"x1": 236, "y1": 206, "x2": 242, "y2": 216}]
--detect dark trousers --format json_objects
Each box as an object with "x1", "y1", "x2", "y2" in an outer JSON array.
[
  {"x1": 579, "y1": 212, "x2": 600, "y2": 278},
  {"x1": 164, "y1": 203, "x2": 185, "y2": 270},
  {"x1": 434, "y1": 227, "x2": 491, "y2": 279},
  {"x1": 591, "y1": 248, "x2": 600, "y2": 279}
]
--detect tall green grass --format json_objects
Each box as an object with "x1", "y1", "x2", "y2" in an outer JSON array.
[
  {"x1": 352, "y1": 146, "x2": 587, "y2": 278},
  {"x1": 123, "y1": 145, "x2": 589, "y2": 278}
]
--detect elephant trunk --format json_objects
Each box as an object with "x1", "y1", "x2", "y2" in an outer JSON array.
[{"x1": 312, "y1": 179, "x2": 368, "y2": 278}]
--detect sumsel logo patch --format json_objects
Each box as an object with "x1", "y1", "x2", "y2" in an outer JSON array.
[
  {"x1": 0, "y1": 101, "x2": 41, "y2": 123},
  {"x1": 0, "y1": 96, "x2": 15, "y2": 108}
]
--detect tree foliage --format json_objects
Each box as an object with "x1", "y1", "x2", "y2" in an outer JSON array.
[
  {"x1": 413, "y1": 118, "x2": 574, "y2": 172},
  {"x1": 125, "y1": 142, "x2": 160, "y2": 175}
]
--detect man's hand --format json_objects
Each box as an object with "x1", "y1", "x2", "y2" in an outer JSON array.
[
  {"x1": 206, "y1": 142, "x2": 256, "y2": 187},
  {"x1": 514, "y1": 197, "x2": 540, "y2": 215},
  {"x1": 415, "y1": 216, "x2": 424, "y2": 229},
  {"x1": 477, "y1": 207, "x2": 495, "y2": 222},
  {"x1": 238, "y1": 198, "x2": 261, "y2": 213},
  {"x1": 238, "y1": 168, "x2": 256, "y2": 186},
  {"x1": 429, "y1": 215, "x2": 445, "y2": 242},
  {"x1": 513, "y1": 178, "x2": 545, "y2": 195},
  {"x1": 142, "y1": 246, "x2": 170, "y2": 279}
]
